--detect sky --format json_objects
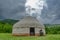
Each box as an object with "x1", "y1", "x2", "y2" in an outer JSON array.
[{"x1": 0, "y1": 0, "x2": 60, "y2": 24}]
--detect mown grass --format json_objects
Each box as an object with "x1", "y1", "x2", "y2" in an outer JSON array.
[{"x1": 0, "y1": 33, "x2": 60, "y2": 40}]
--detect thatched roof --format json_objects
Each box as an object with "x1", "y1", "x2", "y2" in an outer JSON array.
[{"x1": 13, "y1": 16, "x2": 45, "y2": 28}]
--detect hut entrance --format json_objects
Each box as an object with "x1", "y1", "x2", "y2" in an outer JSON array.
[{"x1": 30, "y1": 27, "x2": 35, "y2": 36}]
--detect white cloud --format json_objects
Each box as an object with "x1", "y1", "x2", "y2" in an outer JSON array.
[{"x1": 25, "y1": 0, "x2": 47, "y2": 19}]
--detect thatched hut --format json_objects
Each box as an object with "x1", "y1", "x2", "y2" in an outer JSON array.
[{"x1": 12, "y1": 16, "x2": 45, "y2": 36}]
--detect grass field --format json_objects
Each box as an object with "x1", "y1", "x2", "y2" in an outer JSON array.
[{"x1": 0, "y1": 33, "x2": 60, "y2": 40}]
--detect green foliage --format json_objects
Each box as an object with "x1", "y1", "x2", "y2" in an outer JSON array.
[
  {"x1": 3, "y1": 23, "x2": 12, "y2": 33},
  {"x1": 45, "y1": 24, "x2": 60, "y2": 34},
  {"x1": 0, "y1": 23, "x2": 4, "y2": 32},
  {"x1": 0, "y1": 19, "x2": 18, "y2": 33},
  {"x1": 0, "y1": 23, "x2": 12, "y2": 33}
]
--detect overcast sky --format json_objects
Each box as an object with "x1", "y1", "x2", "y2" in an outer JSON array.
[{"x1": 0, "y1": 0, "x2": 60, "y2": 24}]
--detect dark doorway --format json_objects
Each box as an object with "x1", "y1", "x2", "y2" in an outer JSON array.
[{"x1": 30, "y1": 27, "x2": 35, "y2": 36}]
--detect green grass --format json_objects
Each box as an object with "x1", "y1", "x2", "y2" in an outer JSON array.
[{"x1": 0, "y1": 33, "x2": 60, "y2": 40}]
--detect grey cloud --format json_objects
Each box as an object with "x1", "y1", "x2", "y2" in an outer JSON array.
[
  {"x1": 0, "y1": 0, "x2": 60, "y2": 24},
  {"x1": 0, "y1": 0, "x2": 26, "y2": 19},
  {"x1": 40, "y1": 0, "x2": 60, "y2": 24}
]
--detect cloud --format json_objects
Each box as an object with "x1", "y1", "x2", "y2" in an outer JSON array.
[
  {"x1": 0, "y1": 0, "x2": 26, "y2": 19},
  {"x1": 41, "y1": 0, "x2": 60, "y2": 24},
  {"x1": 0, "y1": 0, "x2": 60, "y2": 24}
]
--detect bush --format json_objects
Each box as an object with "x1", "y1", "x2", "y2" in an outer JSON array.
[
  {"x1": 0, "y1": 23, "x2": 4, "y2": 32},
  {"x1": 0, "y1": 23, "x2": 12, "y2": 33},
  {"x1": 45, "y1": 24, "x2": 60, "y2": 34},
  {"x1": 3, "y1": 23, "x2": 12, "y2": 33}
]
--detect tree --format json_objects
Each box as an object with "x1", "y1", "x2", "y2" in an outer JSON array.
[{"x1": 3, "y1": 23, "x2": 12, "y2": 33}]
